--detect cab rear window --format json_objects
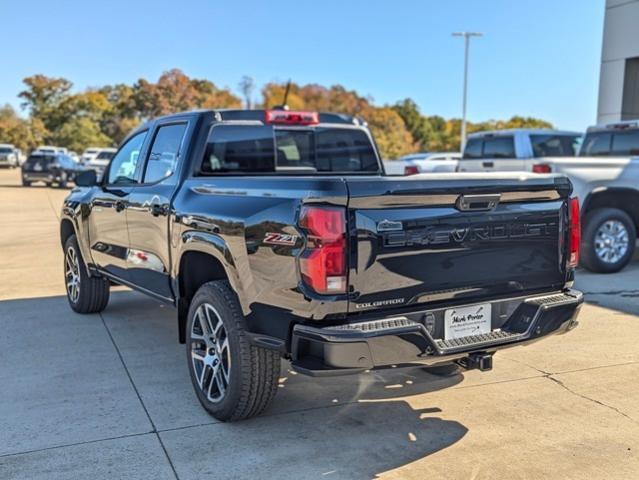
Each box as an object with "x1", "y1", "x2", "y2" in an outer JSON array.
[
  {"x1": 580, "y1": 129, "x2": 639, "y2": 156},
  {"x1": 200, "y1": 124, "x2": 379, "y2": 174},
  {"x1": 462, "y1": 136, "x2": 515, "y2": 159}
]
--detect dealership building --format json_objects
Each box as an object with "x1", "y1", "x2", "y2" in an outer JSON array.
[{"x1": 598, "y1": 0, "x2": 639, "y2": 124}]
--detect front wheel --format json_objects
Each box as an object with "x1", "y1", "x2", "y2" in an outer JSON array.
[
  {"x1": 186, "y1": 281, "x2": 280, "y2": 421},
  {"x1": 581, "y1": 208, "x2": 636, "y2": 273},
  {"x1": 64, "y1": 234, "x2": 110, "y2": 313}
]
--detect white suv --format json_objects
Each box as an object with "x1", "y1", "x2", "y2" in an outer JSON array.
[{"x1": 0, "y1": 144, "x2": 18, "y2": 168}]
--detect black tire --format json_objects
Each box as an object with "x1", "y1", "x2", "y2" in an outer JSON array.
[
  {"x1": 22, "y1": 179, "x2": 31, "y2": 187},
  {"x1": 186, "y1": 281, "x2": 280, "y2": 421},
  {"x1": 58, "y1": 172, "x2": 68, "y2": 188},
  {"x1": 63, "y1": 234, "x2": 110, "y2": 313},
  {"x1": 581, "y1": 208, "x2": 636, "y2": 273}
]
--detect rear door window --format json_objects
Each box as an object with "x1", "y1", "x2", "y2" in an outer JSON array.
[
  {"x1": 143, "y1": 123, "x2": 188, "y2": 183},
  {"x1": 482, "y1": 136, "x2": 515, "y2": 158}
]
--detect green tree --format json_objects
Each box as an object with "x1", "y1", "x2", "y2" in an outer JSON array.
[
  {"x1": 362, "y1": 106, "x2": 416, "y2": 159},
  {"x1": 0, "y1": 104, "x2": 40, "y2": 151},
  {"x1": 19, "y1": 75, "x2": 73, "y2": 135},
  {"x1": 52, "y1": 117, "x2": 112, "y2": 152}
]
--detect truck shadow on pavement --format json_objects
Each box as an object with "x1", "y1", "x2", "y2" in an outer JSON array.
[
  {"x1": 0, "y1": 292, "x2": 468, "y2": 478},
  {"x1": 576, "y1": 260, "x2": 639, "y2": 317}
]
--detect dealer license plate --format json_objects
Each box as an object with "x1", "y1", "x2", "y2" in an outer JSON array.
[{"x1": 444, "y1": 303, "x2": 492, "y2": 340}]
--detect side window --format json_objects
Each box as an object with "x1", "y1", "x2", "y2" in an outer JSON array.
[
  {"x1": 107, "y1": 131, "x2": 147, "y2": 185},
  {"x1": 143, "y1": 123, "x2": 188, "y2": 183},
  {"x1": 463, "y1": 138, "x2": 483, "y2": 159},
  {"x1": 483, "y1": 136, "x2": 515, "y2": 159},
  {"x1": 581, "y1": 133, "x2": 612, "y2": 156}
]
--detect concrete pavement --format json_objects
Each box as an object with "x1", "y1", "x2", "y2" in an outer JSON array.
[{"x1": 0, "y1": 168, "x2": 638, "y2": 479}]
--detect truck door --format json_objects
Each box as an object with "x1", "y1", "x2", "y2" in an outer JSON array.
[
  {"x1": 481, "y1": 135, "x2": 525, "y2": 172},
  {"x1": 125, "y1": 120, "x2": 190, "y2": 301},
  {"x1": 88, "y1": 130, "x2": 148, "y2": 281}
]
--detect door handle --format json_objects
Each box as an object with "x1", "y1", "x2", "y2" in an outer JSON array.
[
  {"x1": 482, "y1": 161, "x2": 494, "y2": 168},
  {"x1": 150, "y1": 203, "x2": 169, "y2": 217},
  {"x1": 115, "y1": 201, "x2": 126, "y2": 212}
]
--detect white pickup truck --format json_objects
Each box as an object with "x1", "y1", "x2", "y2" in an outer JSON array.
[{"x1": 533, "y1": 121, "x2": 639, "y2": 273}]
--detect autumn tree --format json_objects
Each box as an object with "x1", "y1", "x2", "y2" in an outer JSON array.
[
  {"x1": 132, "y1": 69, "x2": 241, "y2": 119},
  {"x1": 361, "y1": 106, "x2": 416, "y2": 159},
  {"x1": 9, "y1": 72, "x2": 555, "y2": 157},
  {"x1": 0, "y1": 104, "x2": 44, "y2": 151}
]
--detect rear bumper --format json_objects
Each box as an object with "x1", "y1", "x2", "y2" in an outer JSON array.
[
  {"x1": 291, "y1": 289, "x2": 583, "y2": 376},
  {"x1": 22, "y1": 170, "x2": 66, "y2": 182}
]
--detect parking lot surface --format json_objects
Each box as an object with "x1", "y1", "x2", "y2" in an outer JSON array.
[{"x1": 1, "y1": 168, "x2": 638, "y2": 479}]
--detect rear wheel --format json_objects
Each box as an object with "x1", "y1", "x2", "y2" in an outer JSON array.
[
  {"x1": 186, "y1": 281, "x2": 280, "y2": 421},
  {"x1": 64, "y1": 234, "x2": 110, "y2": 313},
  {"x1": 581, "y1": 208, "x2": 636, "y2": 273},
  {"x1": 22, "y1": 178, "x2": 31, "y2": 187},
  {"x1": 58, "y1": 171, "x2": 68, "y2": 188}
]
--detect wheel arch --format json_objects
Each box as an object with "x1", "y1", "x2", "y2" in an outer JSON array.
[
  {"x1": 582, "y1": 187, "x2": 639, "y2": 230},
  {"x1": 60, "y1": 218, "x2": 76, "y2": 247},
  {"x1": 175, "y1": 237, "x2": 247, "y2": 343}
]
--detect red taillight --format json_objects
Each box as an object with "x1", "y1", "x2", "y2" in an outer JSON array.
[
  {"x1": 568, "y1": 197, "x2": 580, "y2": 268},
  {"x1": 404, "y1": 165, "x2": 419, "y2": 175},
  {"x1": 265, "y1": 110, "x2": 319, "y2": 125},
  {"x1": 299, "y1": 206, "x2": 347, "y2": 294},
  {"x1": 532, "y1": 164, "x2": 552, "y2": 174}
]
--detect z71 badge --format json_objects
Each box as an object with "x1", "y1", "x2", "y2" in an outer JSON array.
[{"x1": 264, "y1": 232, "x2": 298, "y2": 246}]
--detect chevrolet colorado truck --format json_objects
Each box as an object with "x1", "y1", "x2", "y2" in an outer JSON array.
[{"x1": 60, "y1": 109, "x2": 583, "y2": 421}]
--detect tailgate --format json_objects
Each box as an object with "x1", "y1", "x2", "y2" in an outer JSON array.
[{"x1": 346, "y1": 174, "x2": 572, "y2": 312}]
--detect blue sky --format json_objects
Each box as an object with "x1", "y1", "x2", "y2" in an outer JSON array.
[{"x1": 1, "y1": 0, "x2": 604, "y2": 131}]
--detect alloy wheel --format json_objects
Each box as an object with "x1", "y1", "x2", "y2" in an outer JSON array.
[
  {"x1": 65, "y1": 246, "x2": 81, "y2": 303},
  {"x1": 190, "y1": 303, "x2": 231, "y2": 403},
  {"x1": 594, "y1": 220, "x2": 629, "y2": 264}
]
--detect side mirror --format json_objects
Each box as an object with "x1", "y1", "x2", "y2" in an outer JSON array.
[{"x1": 75, "y1": 169, "x2": 97, "y2": 187}]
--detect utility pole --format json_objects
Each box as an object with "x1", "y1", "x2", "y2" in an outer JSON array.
[{"x1": 452, "y1": 31, "x2": 482, "y2": 151}]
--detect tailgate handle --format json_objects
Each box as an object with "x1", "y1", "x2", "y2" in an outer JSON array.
[{"x1": 456, "y1": 194, "x2": 501, "y2": 212}]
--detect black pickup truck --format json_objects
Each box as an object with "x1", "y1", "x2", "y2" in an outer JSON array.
[{"x1": 60, "y1": 109, "x2": 583, "y2": 421}]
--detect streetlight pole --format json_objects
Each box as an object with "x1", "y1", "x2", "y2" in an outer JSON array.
[{"x1": 452, "y1": 31, "x2": 482, "y2": 152}]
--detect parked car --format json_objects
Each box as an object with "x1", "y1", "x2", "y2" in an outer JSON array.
[
  {"x1": 14, "y1": 148, "x2": 26, "y2": 166},
  {"x1": 80, "y1": 147, "x2": 102, "y2": 164},
  {"x1": 68, "y1": 151, "x2": 80, "y2": 163},
  {"x1": 531, "y1": 120, "x2": 639, "y2": 273},
  {"x1": 33, "y1": 145, "x2": 61, "y2": 155},
  {"x1": 384, "y1": 152, "x2": 461, "y2": 175},
  {"x1": 85, "y1": 148, "x2": 116, "y2": 180},
  {"x1": 0, "y1": 144, "x2": 19, "y2": 168},
  {"x1": 61, "y1": 108, "x2": 582, "y2": 421},
  {"x1": 458, "y1": 129, "x2": 582, "y2": 172},
  {"x1": 22, "y1": 152, "x2": 82, "y2": 187}
]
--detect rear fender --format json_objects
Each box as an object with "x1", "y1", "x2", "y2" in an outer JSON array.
[{"x1": 174, "y1": 231, "x2": 251, "y2": 315}]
